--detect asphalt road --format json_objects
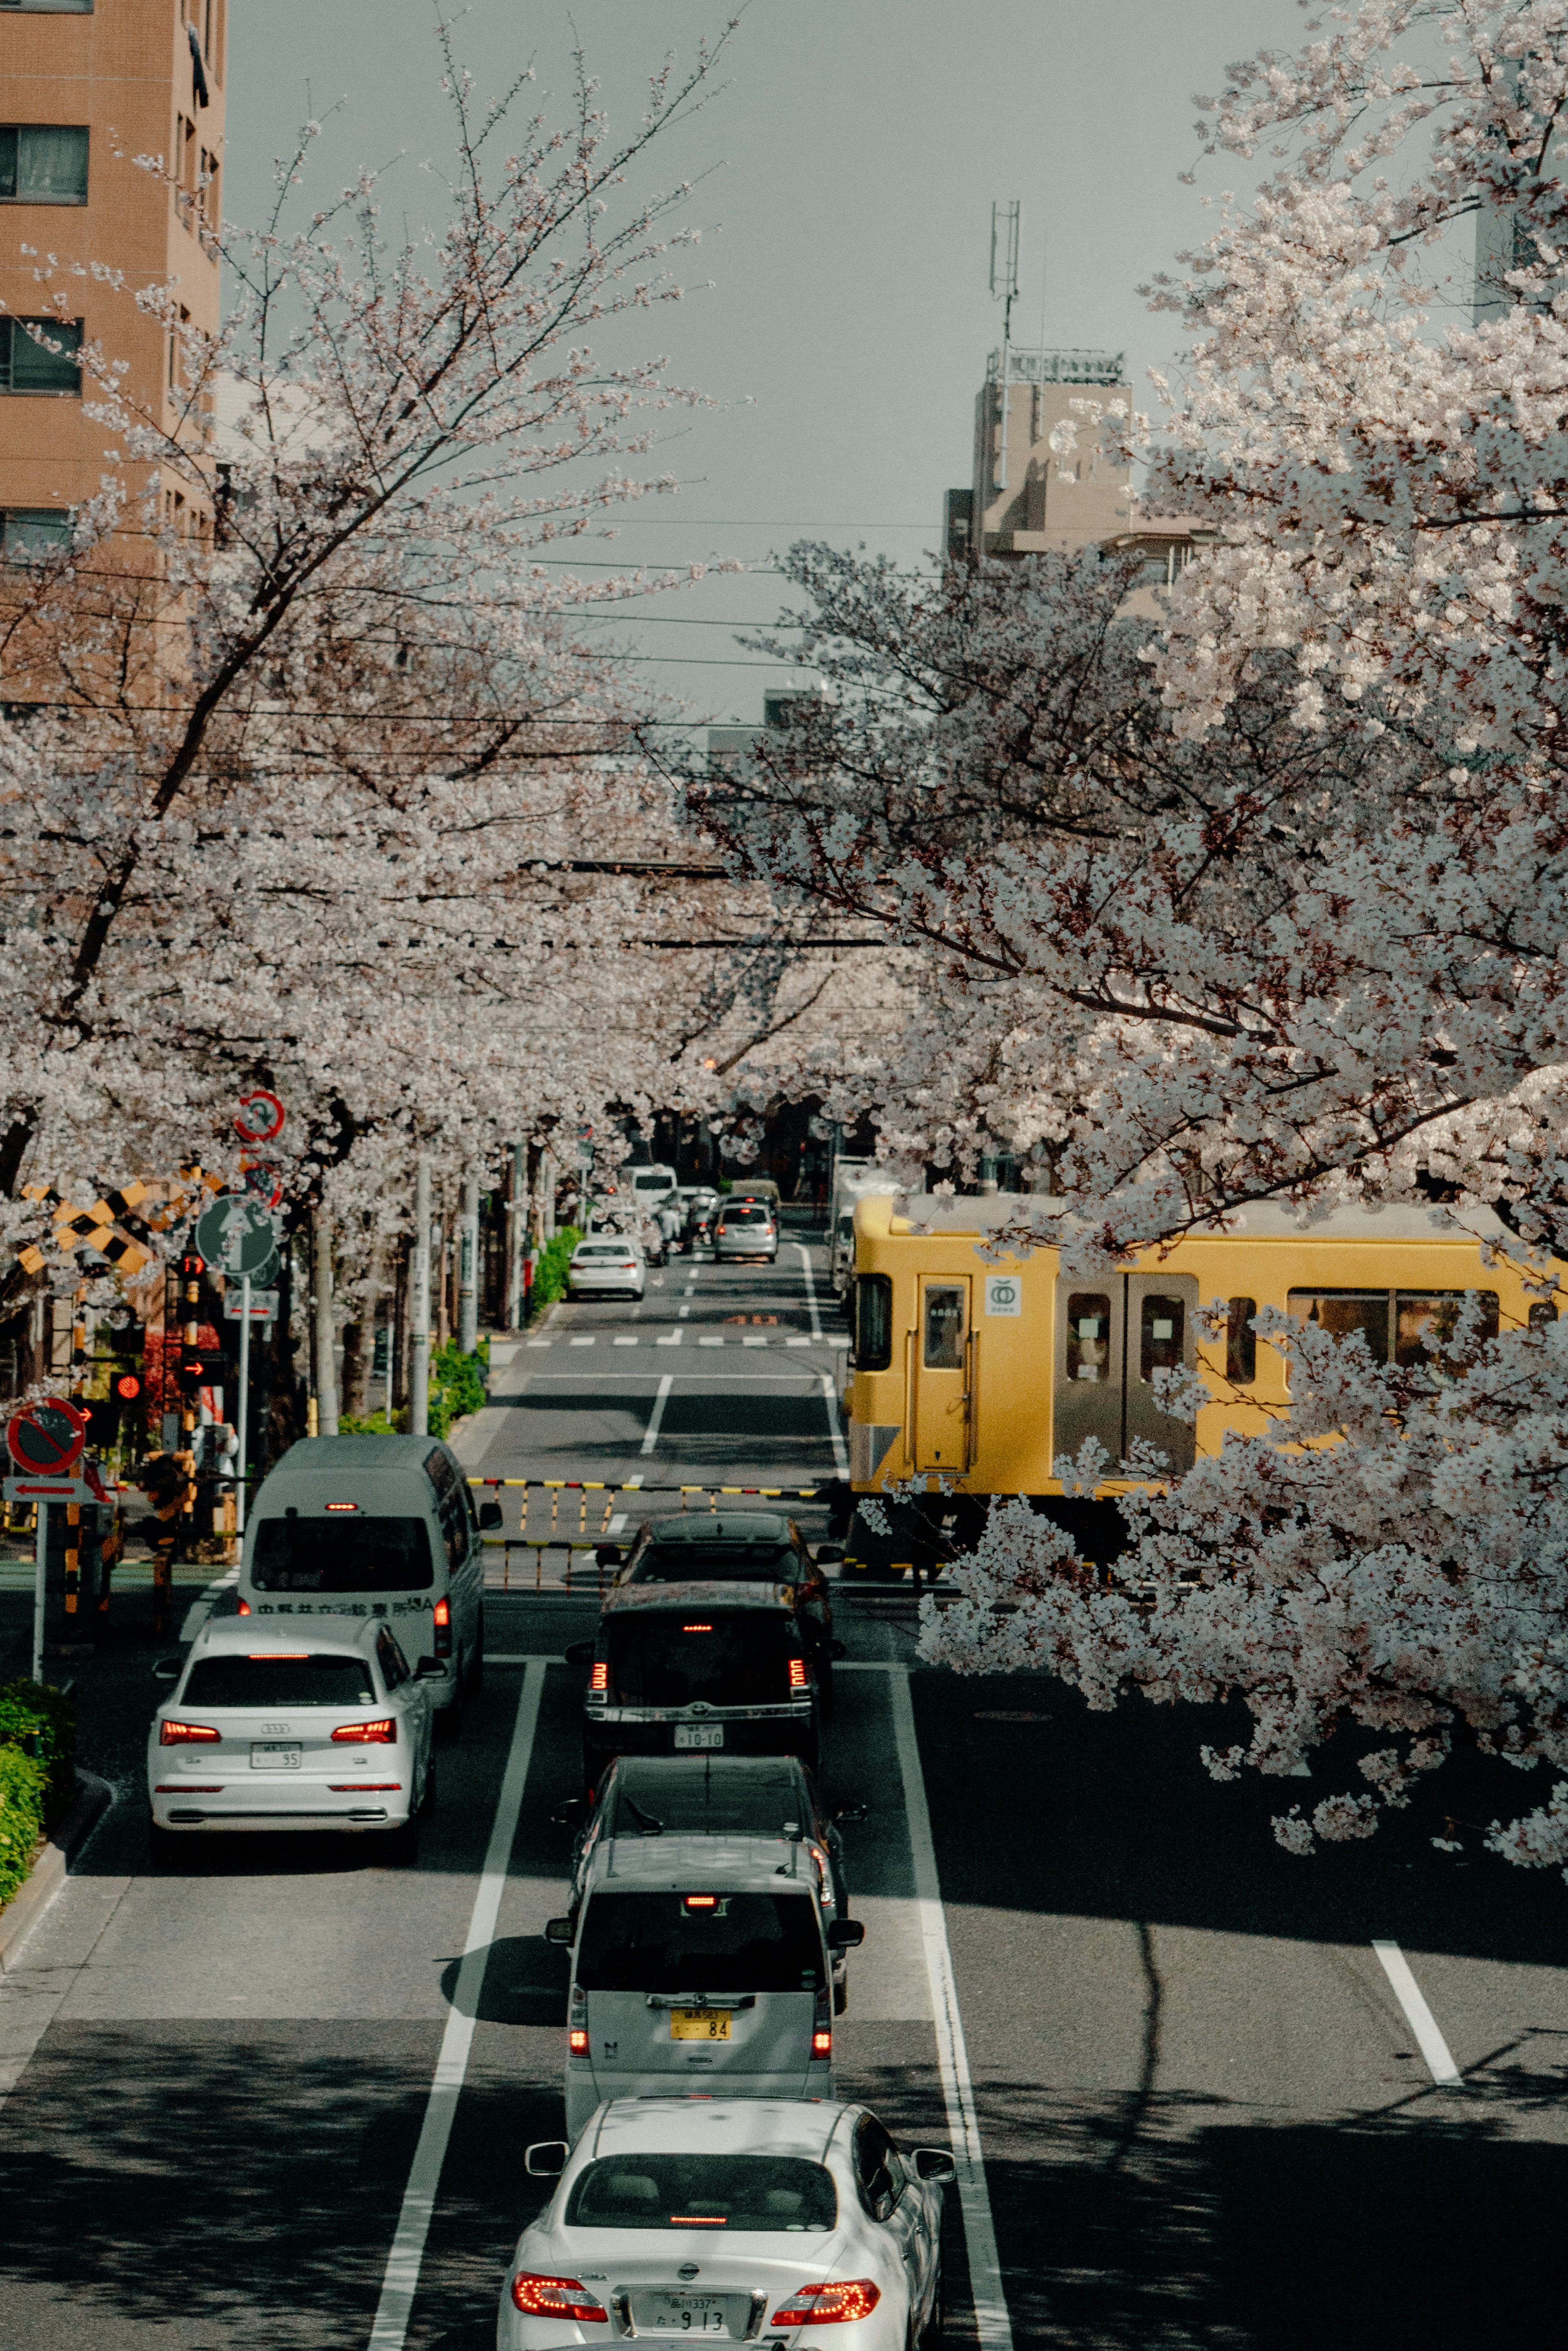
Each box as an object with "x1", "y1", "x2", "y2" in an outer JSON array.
[{"x1": 2, "y1": 1236, "x2": 1567, "y2": 2350}]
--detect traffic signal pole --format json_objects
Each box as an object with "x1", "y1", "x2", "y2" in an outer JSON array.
[
  {"x1": 236, "y1": 1273, "x2": 251, "y2": 1535},
  {"x1": 31, "y1": 1499, "x2": 45, "y2": 1685}
]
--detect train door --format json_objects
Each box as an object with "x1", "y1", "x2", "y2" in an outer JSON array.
[
  {"x1": 912, "y1": 1277, "x2": 971, "y2": 1471},
  {"x1": 1051, "y1": 1273, "x2": 1199, "y2": 1476}
]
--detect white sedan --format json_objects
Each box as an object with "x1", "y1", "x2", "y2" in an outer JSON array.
[
  {"x1": 146, "y1": 1617, "x2": 438, "y2": 1863},
  {"x1": 498, "y1": 2097, "x2": 952, "y2": 2351},
  {"x1": 568, "y1": 1238, "x2": 646, "y2": 1301}
]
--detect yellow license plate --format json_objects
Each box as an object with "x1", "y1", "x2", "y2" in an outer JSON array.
[{"x1": 670, "y1": 2008, "x2": 731, "y2": 2041}]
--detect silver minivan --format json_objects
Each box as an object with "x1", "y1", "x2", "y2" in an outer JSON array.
[
  {"x1": 548, "y1": 1832, "x2": 863, "y2": 2139},
  {"x1": 235, "y1": 1434, "x2": 499, "y2": 1719}
]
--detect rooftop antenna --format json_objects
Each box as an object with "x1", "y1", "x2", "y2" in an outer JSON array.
[{"x1": 990, "y1": 200, "x2": 1021, "y2": 493}]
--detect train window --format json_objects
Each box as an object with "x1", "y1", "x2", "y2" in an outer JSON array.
[
  {"x1": 922, "y1": 1284, "x2": 966, "y2": 1369},
  {"x1": 1226, "y1": 1297, "x2": 1257, "y2": 1385},
  {"x1": 1065, "y1": 1293, "x2": 1110, "y2": 1383},
  {"x1": 1287, "y1": 1289, "x2": 1390, "y2": 1361},
  {"x1": 1529, "y1": 1300, "x2": 1559, "y2": 1329},
  {"x1": 1394, "y1": 1290, "x2": 1498, "y2": 1368},
  {"x1": 1139, "y1": 1295, "x2": 1185, "y2": 1382},
  {"x1": 854, "y1": 1274, "x2": 893, "y2": 1372}
]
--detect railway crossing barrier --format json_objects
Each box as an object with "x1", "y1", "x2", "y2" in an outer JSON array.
[{"x1": 465, "y1": 1475, "x2": 824, "y2": 1592}]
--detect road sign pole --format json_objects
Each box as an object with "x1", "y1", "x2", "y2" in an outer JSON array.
[
  {"x1": 31, "y1": 1499, "x2": 45, "y2": 1685},
  {"x1": 411, "y1": 1158, "x2": 431, "y2": 1438},
  {"x1": 236, "y1": 1273, "x2": 251, "y2": 1537}
]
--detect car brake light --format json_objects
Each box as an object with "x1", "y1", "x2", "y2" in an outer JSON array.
[
  {"x1": 771, "y1": 2282, "x2": 880, "y2": 2327},
  {"x1": 683, "y1": 1623, "x2": 713, "y2": 1634},
  {"x1": 511, "y1": 2275, "x2": 609, "y2": 2322},
  {"x1": 789, "y1": 1658, "x2": 809, "y2": 1689},
  {"x1": 684, "y1": 1893, "x2": 717, "y2": 1910},
  {"x1": 812, "y1": 2028, "x2": 832, "y2": 2056},
  {"x1": 433, "y1": 1594, "x2": 452, "y2": 1658},
  {"x1": 236, "y1": 1599, "x2": 251, "y2": 1615},
  {"x1": 569, "y1": 2028, "x2": 589, "y2": 2054},
  {"x1": 590, "y1": 1661, "x2": 608, "y2": 1692},
  {"x1": 160, "y1": 1721, "x2": 219, "y2": 1745},
  {"x1": 327, "y1": 1782, "x2": 402, "y2": 1792},
  {"x1": 331, "y1": 1718, "x2": 396, "y2": 1744},
  {"x1": 325, "y1": 1501, "x2": 359, "y2": 1512}
]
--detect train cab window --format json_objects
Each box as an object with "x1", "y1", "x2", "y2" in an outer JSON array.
[
  {"x1": 854, "y1": 1274, "x2": 893, "y2": 1372},
  {"x1": 1287, "y1": 1289, "x2": 1390, "y2": 1361},
  {"x1": 1529, "y1": 1300, "x2": 1559, "y2": 1330},
  {"x1": 1066, "y1": 1294, "x2": 1110, "y2": 1383},
  {"x1": 1226, "y1": 1297, "x2": 1257, "y2": 1385},
  {"x1": 922, "y1": 1284, "x2": 966, "y2": 1369},
  {"x1": 1394, "y1": 1290, "x2": 1498, "y2": 1368},
  {"x1": 1139, "y1": 1295, "x2": 1185, "y2": 1382}
]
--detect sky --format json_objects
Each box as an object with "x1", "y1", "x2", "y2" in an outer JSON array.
[{"x1": 227, "y1": 0, "x2": 1305, "y2": 724}]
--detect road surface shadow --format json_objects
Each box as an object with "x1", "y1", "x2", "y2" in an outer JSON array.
[{"x1": 439, "y1": 1934, "x2": 569, "y2": 2026}]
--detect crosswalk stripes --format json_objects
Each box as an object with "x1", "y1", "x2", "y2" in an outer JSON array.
[{"x1": 523, "y1": 1331, "x2": 834, "y2": 1351}]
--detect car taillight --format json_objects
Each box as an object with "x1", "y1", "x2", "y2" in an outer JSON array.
[
  {"x1": 590, "y1": 1661, "x2": 608, "y2": 1692},
  {"x1": 569, "y1": 2027, "x2": 589, "y2": 2054},
  {"x1": 789, "y1": 1658, "x2": 809, "y2": 1690},
  {"x1": 327, "y1": 1782, "x2": 402, "y2": 1792},
  {"x1": 331, "y1": 1718, "x2": 396, "y2": 1744},
  {"x1": 511, "y1": 2275, "x2": 608, "y2": 2322},
  {"x1": 236, "y1": 1599, "x2": 251, "y2": 1616},
  {"x1": 160, "y1": 1721, "x2": 219, "y2": 1745},
  {"x1": 771, "y1": 2282, "x2": 880, "y2": 2327},
  {"x1": 433, "y1": 1595, "x2": 452, "y2": 1658},
  {"x1": 812, "y1": 2028, "x2": 832, "y2": 2057}
]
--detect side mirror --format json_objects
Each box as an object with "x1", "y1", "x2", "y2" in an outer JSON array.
[
  {"x1": 151, "y1": 1656, "x2": 181, "y2": 1684},
  {"x1": 414, "y1": 1658, "x2": 445, "y2": 1680},
  {"x1": 911, "y1": 2148, "x2": 956, "y2": 2186},
  {"x1": 826, "y1": 1917, "x2": 865, "y2": 1950},
  {"x1": 525, "y1": 2139, "x2": 570, "y2": 2177},
  {"x1": 543, "y1": 1916, "x2": 575, "y2": 1947},
  {"x1": 831, "y1": 1799, "x2": 867, "y2": 1825},
  {"x1": 814, "y1": 1543, "x2": 844, "y2": 1566},
  {"x1": 593, "y1": 1544, "x2": 623, "y2": 1569},
  {"x1": 478, "y1": 1500, "x2": 503, "y2": 1531},
  {"x1": 564, "y1": 1639, "x2": 595, "y2": 1669},
  {"x1": 551, "y1": 1796, "x2": 589, "y2": 1828}
]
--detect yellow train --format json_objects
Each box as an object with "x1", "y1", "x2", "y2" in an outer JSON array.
[{"x1": 840, "y1": 1191, "x2": 1558, "y2": 1573}]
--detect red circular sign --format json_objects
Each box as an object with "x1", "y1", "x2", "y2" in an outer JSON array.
[
  {"x1": 234, "y1": 1088, "x2": 286, "y2": 1144},
  {"x1": 6, "y1": 1398, "x2": 87, "y2": 1474}
]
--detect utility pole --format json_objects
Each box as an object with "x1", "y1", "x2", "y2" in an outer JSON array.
[
  {"x1": 458, "y1": 1174, "x2": 479, "y2": 1354},
  {"x1": 410, "y1": 1158, "x2": 431, "y2": 1436},
  {"x1": 312, "y1": 1205, "x2": 339, "y2": 1436}
]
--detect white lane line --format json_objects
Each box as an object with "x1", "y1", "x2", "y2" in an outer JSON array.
[
  {"x1": 640, "y1": 1371, "x2": 675, "y2": 1457},
  {"x1": 795, "y1": 1241, "x2": 823, "y2": 1341},
  {"x1": 656, "y1": 1331, "x2": 683, "y2": 1347},
  {"x1": 1372, "y1": 1941, "x2": 1463, "y2": 2086},
  {"x1": 820, "y1": 1370, "x2": 849, "y2": 1477},
  {"x1": 614, "y1": 1337, "x2": 639, "y2": 1347},
  {"x1": 889, "y1": 1671, "x2": 1013, "y2": 2351},
  {"x1": 568, "y1": 1337, "x2": 595, "y2": 1349},
  {"x1": 368, "y1": 1659, "x2": 546, "y2": 2350}
]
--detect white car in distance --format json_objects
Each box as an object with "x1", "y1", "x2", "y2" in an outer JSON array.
[
  {"x1": 569, "y1": 1238, "x2": 647, "y2": 1302},
  {"x1": 147, "y1": 1618, "x2": 438, "y2": 1864},
  {"x1": 501, "y1": 2096, "x2": 953, "y2": 2351}
]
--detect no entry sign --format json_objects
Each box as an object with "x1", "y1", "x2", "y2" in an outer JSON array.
[{"x1": 6, "y1": 1398, "x2": 87, "y2": 1476}]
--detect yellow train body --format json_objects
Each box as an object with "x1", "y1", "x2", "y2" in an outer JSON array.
[{"x1": 845, "y1": 1191, "x2": 1557, "y2": 1501}]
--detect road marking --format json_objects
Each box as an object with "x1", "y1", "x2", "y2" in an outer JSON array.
[
  {"x1": 656, "y1": 1331, "x2": 683, "y2": 1347},
  {"x1": 614, "y1": 1336, "x2": 639, "y2": 1347},
  {"x1": 368, "y1": 1659, "x2": 546, "y2": 2350},
  {"x1": 820, "y1": 1371, "x2": 849, "y2": 1477},
  {"x1": 742, "y1": 1336, "x2": 767, "y2": 1348},
  {"x1": 698, "y1": 1336, "x2": 723, "y2": 1348},
  {"x1": 568, "y1": 1337, "x2": 595, "y2": 1349},
  {"x1": 1372, "y1": 1941, "x2": 1463, "y2": 2086},
  {"x1": 785, "y1": 1335, "x2": 810, "y2": 1347},
  {"x1": 677, "y1": 1305, "x2": 691, "y2": 1320},
  {"x1": 796, "y1": 1242, "x2": 823, "y2": 1341},
  {"x1": 889, "y1": 1671, "x2": 1012, "y2": 2351},
  {"x1": 526, "y1": 1340, "x2": 551, "y2": 1349},
  {"x1": 641, "y1": 1371, "x2": 675, "y2": 1456}
]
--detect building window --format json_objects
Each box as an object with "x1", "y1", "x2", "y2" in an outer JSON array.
[
  {"x1": 0, "y1": 316, "x2": 82, "y2": 394},
  {"x1": 1, "y1": 508, "x2": 71, "y2": 562},
  {"x1": 0, "y1": 126, "x2": 89, "y2": 204}
]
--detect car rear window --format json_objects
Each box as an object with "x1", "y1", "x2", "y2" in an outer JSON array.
[
  {"x1": 605, "y1": 1612, "x2": 802, "y2": 1706},
  {"x1": 722, "y1": 1205, "x2": 768, "y2": 1223},
  {"x1": 628, "y1": 1543, "x2": 797, "y2": 1584},
  {"x1": 181, "y1": 1655, "x2": 377, "y2": 1708},
  {"x1": 576, "y1": 1890, "x2": 825, "y2": 1993},
  {"x1": 567, "y1": 2153, "x2": 836, "y2": 2232},
  {"x1": 251, "y1": 1516, "x2": 434, "y2": 1593},
  {"x1": 577, "y1": 1244, "x2": 631, "y2": 1259}
]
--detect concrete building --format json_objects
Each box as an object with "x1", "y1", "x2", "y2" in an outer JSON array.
[
  {"x1": 0, "y1": 0, "x2": 226, "y2": 566},
  {"x1": 945, "y1": 343, "x2": 1134, "y2": 563}
]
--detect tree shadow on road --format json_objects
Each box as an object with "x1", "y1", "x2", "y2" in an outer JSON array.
[{"x1": 439, "y1": 1934, "x2": 568, "y2": 2026}]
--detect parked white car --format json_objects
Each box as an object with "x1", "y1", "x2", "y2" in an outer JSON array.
[
  {"x1": 146, "y1": 1617, "x2": 438, "y2": 1863},
  {"x1": 500, "y1": 2096, "x2": 953, "y2": 2351},
  {"x1": 569, "y1": 1237, "x2": 647, "y2": 1300}
]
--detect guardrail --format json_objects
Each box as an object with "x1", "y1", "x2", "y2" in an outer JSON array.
[{"x1": 466, "y1": 1476, "x2": 824, "y2": 1591}]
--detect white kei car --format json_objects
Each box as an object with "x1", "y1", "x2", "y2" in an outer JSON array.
[
  {"x1": 146, "y1": 1617, "x2": 438, "y2": 1864},
  {"x1": 499, "y1": 2096, "x2": 953, "y2": 2351},
  {"x1": 569, "y1": 1237, "x2": 647, "y2": 1302}
]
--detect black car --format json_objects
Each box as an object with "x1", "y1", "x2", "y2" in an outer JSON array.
[
  {"x1": 570, "y1": 1583, "x2": 820, "y2": 1789},
  {"x1": 608, "y1": 1511, "x2": 840, "y2": 1693}
]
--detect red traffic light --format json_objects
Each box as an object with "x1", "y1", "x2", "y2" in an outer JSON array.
[{"x1": 115, "y1": 1374, "x2": 142, "y2": 1400}]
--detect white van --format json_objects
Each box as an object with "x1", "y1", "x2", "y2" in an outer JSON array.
[
  {"x1": 628, "y1": 1163, "x2": 678, "y2": 1213},
  {"x1": 235, "y1": 1434, "x2": 500, "y2": 1718},
  {"x1": 547, "y1": 1832, "x2": 862, "y2": 2138}
]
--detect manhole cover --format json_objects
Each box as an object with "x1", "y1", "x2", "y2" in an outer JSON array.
[{"x1": 973, "y1": 1710, "x2": 1050, "y2": 1723}]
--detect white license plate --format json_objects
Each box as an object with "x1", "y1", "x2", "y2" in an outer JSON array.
[
  {"x1": 250, "y1": 1743, "x2": 302, "y2": 1770},
  {"x1": 632, "y1": 2295, "x2": 739, "y2": 2336},
  {"x1": 674, "y1": 1724, "x2": 724, "y2": 1751}
]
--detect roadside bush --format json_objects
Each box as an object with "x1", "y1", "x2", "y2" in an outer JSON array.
[
  {"x1": 528, "y1": 1225, "x2": 581, "y2": 1316},
  {"x1": 430, "y1": 1334, "x2": 489, "y2": 1440},
  {"x1": 0, "y1": 1678, "x2": 76, "y2": 1826},
  {"x1": 0, "y1": 1743, "x2": 47, "y2": 1907}
]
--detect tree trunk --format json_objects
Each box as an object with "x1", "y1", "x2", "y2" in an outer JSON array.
[
  {"x1": 312, "y1": 1206, "x2": 339, "y2": 1436},
  {"x1": 343, "y1": 1226, "x2": 388, "y2": 1419}
]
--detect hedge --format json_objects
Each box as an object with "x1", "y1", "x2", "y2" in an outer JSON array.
[
  {"x1": 0, "y1": 1678, "x2": 76, "y2": 1909},
  {"x1": 341, "y1": 1334, "x2": 490, "y2": 1442},
  {"x1": 528, "y1": 1225, "x2": 582, "y2": 1316}
]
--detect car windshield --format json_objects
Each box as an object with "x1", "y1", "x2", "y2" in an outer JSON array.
[
  {"x1": 628, "y1": 1543, "x2": 799, "y2": 1585},
  {"x1": 181, "y1": 1654, "x2": 377, "y2": 1708},
  {"x1": 608, "y1": 1759, "x2": 808, "y2": 1837},
  {"x1": 566, "y1": 2153, "x2": 836, "y2": 2233},
  {"x1": 251, "y1": 1516, "x2": 434, "y2": 1593},
  {"x1": 576, "y1": 1890, "x2": 825, "y2": 1993},
  {"x1": 605, "y1": 1612, "x2": 802, "y2": 1706}
]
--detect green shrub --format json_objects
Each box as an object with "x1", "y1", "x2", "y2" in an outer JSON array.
[
  {"x1": 0, "y1": 1677, "x2": 76, "y2": 1827},
  {"x1": 0, "y1": 1737, "x2": 48, "y2": 1907},
  {"x1": 528, "y1": 1225, "x2": 582, "y2": 1316},
  {"x1": 430, "y1": 1333, "x2": 489, "y2": 1440},
  {"x1": 339, "y1": 1407, "x2": 408, "y2": 1436}
]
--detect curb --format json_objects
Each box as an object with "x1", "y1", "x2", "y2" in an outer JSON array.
[{"x1": 0, "y1": 1768, "x2": 114, "y2": 1974}]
